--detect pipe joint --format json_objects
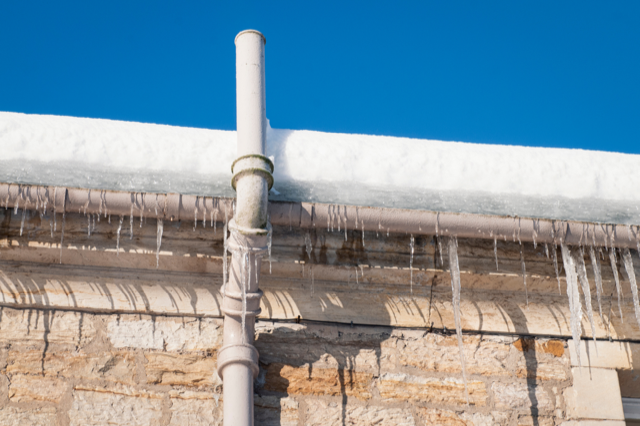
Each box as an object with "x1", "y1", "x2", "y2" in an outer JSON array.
[
  {"x1": 217, "y1": 343, "x2": 260, "y2": 379},
  {"x1": 221, "y1": 288, "x2": 264, "y2": 317},
  {"x1": 231, "y1": 154, "x2": 274, "y2": 191}
]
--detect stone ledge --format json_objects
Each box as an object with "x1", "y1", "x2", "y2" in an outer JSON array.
[{"x1": 564, "y1": 367, "x2": 624, "y2": 421}]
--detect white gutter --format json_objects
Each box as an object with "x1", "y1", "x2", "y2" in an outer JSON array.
[
  {"x1": 215, "y1": 30, "x2": 271, "y2": 426},
  {"x1": 0, "y1": 184, "x2": 637, "y2": 249}
]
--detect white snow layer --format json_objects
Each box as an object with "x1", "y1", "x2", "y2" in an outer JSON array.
[{"x1": 2, "y1": 111, "x2": 640, "y2": 224}]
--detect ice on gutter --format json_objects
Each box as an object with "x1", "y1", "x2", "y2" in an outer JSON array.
[{"x1": 2, "y1": 111, "x2": 640, "y2": 224}]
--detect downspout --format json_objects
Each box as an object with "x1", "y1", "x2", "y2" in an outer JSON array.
[{"x1": 216, "y1": 30, "x2": 272, "y2": 426}]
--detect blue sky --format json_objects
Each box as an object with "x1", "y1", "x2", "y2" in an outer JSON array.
[{"x1": 1, "y1": 1, "x2": 639, "y2": 154}]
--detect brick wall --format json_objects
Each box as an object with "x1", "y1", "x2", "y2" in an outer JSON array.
[{"x1": 0, "y1": 306, "x2": 584, "y2": 425}]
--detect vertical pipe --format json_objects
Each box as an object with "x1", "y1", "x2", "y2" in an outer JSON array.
[{"x1": 217, "y1": 30, "x2": 272, "y2": 426}]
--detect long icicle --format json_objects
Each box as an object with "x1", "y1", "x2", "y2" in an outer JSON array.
[
  {"x1": 552, "y1": 244, "x2": 562, "y2": 295},
  {"x1": 520, "y1": 243, "x2": 528, "y2": 307},
  {"x1": 561, "y1": 244, "x2": 583, "y2": 366},
  {"x1": 622, "y1": 249, "x2": 640, "y2": 331},
  {"x1": 609, "y1": 248, "x2": 624, "y2": 322},
  {"x1": 156, "y1": 219, "x2": 163, "y2": 269},
  {"x1": 409, "y1": 235, "x2": 415, "y2": 294},
  {"x1": 447, "y1": 236, "x2": 469, "y2": 405},
  {"x1": 575, "y1": 248, "x2": 598, "y2": 352},
  {"x1": 589, "y1": 246, "x2": 604, "y2": 321}
]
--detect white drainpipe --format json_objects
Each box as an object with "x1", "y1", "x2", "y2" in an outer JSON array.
[{"x1": 216, "y1": 30, "x2": 272, "y2": 426}]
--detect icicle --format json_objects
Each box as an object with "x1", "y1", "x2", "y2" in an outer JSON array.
[
  {"x1": 355, "y1": 266, "x2": 359, "y2": 284},
  {"x1": 241, "y1": 251, "x2": 248, "y2": 344},
  {"x1": 560, "y1": 244, "x2": 583, "y2": 366},
  {"x1": 337, "y1": 206, "x2": 341, "y2": 232},
  {"x1": 116, "y1": 216, "x2": 123, "y2": 256},
  {"x1": 532, "y1": 220, "x2": 538, "y2": 249},
  {"x1": 409, "y1": 235, "x2": 415, "y2": 294},
  {"x1": 87, "y1": 215, "x2": 91, "y2": 237},
  {"x1": 622, "y1": 249, "x2": 640, "y2": 331},
  {"x1": 609, "y1": 248, "x2": 624, "y2": 322},
  {"x1": 59, "y1": 211, "x2": 66, "y2": 264},
  {"x1": 552, "y1": 245, "x2": 561, "y2": 294},
  {"x1": 255, "y1": 256, "x2": 259, "y2": 286},
  {"x1": 447, "y1": 237, "x2": 469, "y2": 405},
  {"x1": 435, "y1": 214, "x2": 444, "y2": 267},
  {"x1": 20, "y1": 208, "x2": 26, "y2": 236},
  {"x1": 361, "y1": 221, "x2": 365, "y2": 248},
  {"x1": 589, "y1": 246, "x2": 604, "y2": 321},
  {"x1": 210, "y1": 210, "x2": 214, "y2": 228},
  {"x1": 520, "y1": 244, "x2": 528, "y2": 306},
  {"x1": 156, "y1": 219, "x2": 163, "y2": 269},
  {"x1": 50, "y1": 216, "x2": 54, "y2": 239},
  {"x1": 576, "y1": 248, "x2": 598, "y2": 350},
  {"x1": 129, "y1": 203, "x2": 134, "y2": 240},
  {"x1": 267, "y1": 226, "x2": 272, "y2": 274},
  {"x1": 194, "y1": 198, "x2": 198, "y2": 231},
  {"x1": 493, "y1": 237, "x2": 499, "y2": 271},
  {"x1": 223, "y1": 223, "x2": 229, "y2": 293},
  {"x1": 544, "y1": 243, "x2": 549, "y2": 258}
]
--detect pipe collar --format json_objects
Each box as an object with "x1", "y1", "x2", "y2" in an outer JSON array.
[
  {"x1": 231, "y1": 154, "x2": 274, "y2": 191},
  {"x1": 217, "y1": 343, "x2": 260, "y2": 379}
]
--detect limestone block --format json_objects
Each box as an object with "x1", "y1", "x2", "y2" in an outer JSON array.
[
  {"x1": 107, "y1": 317, "x2": 222, "y2": 351},
  {"x1": 255, "y1": 322, "x2": 394, "y2": 374},
  {"x1": 0, "y1": 309, "x2": 95, "y2": 347},
  {"x1": 417, "y1": 408, "x2": 509, "y2": 425},
  {"x1": 564, "y1": 367, "x2": 624, "y2": 420},
  {"x1": 491, "y1": 381, "x2": 554, "y2": 411},
  {"x1": 378, "y1": 373, "x2": 487, "y2": 406},
  {"x1": 0, "y1": 406, "x2": 57, "y2": 426},
  {"x1": 305, "y1": 399, "x2": 415, "y2": 426},
  {"x1": 254, "y1": 395, "x2": 298, "y2": 426},
  {"x1": 568, "y1": 339, "x2": 636, "y2": 369},
  {"x1": 7, "y1": 350, "x2": 136, "y2": 385},
  {"x1": 398, "y1": 334, "x2": 513, "y2": 376},
  {"x1": 169, "y1": 390, "x2": 222, "y2": 426},
  {"x1": 69, "y1": 386, "x2": 164, "y2": 426},
  {"x1": 517, "y1": 415, "x2": 555, "y2": 426},
  {"x1": 145, "y1": 352, "x2": 218, "y2": 386},
  {"x1": 264, "y1": 363, "x2": 373, "y2": 400},
  {"x1": 8, "y1": 374, "x2": 67, "y2": 403}
]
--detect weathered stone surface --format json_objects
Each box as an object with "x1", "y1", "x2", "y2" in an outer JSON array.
[
  {"x1": 7, "y1": 350, "x2": 136, "y2": 385},
  {"x1": 0, "y1": 309, "x2": 95, "y2": 347},
  {"x1": 8, "y1": 374, "x2": 67, "y2": 403},
  {"x1": 492, "y1": 381, "x2": 554, "y2": 411},
  {"x1": 69, "y1": 386, "x2": 164, "y2": 426},
  {"x1": 398, "y1": 334, "x2": 513, "y2": 376},
  {"x1": 518, "y1": 415, "x2": 555, "y2": 426},
  {"x1": 416, "y1": 408, "x2": 509, "y2": 425},
  {"x1": 305, "y1": 399, "x2": 415, "y2": 426},
  {"x1": 564, "y1": 367, "x2": 624, "y2": 420},
  {"x1": 378, "y1": 373, "x2": 487, "y2": 406},
  {"x1": 254, "y1": 395, "x2": 298, "y2": 426},
  {"x1": 514, "y1": 338, "x2": 565, "y2": 357},
  {"x1": 559, "y1": 422, "x2": 626, "y2": 426},
  {"x1": 514, "y1": 362, "x2": 568, "y2": 381},
  {"x1": 0, "y1": 406, "x2": 57, "y2": 426},
  {"x1": 169, "y1": 390, "x2": 222, "y2": 426},
  {"x1": 108, "y1": 317, "x2": 222, "y2": 351},
  {"x1": 264, "y1": 363, "x2": 373, "y2": 400},
  {"x1": 145, "y1": 352, "x2": 218, "y2": 386},
  {"x1": 568, "y1": 339, "x2": 636, "y2": 369},
  {"x1": 256, "y1": 322, "x2": 394, "y2": 374}
]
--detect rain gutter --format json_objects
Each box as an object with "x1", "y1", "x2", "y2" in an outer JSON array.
[{"x1": 0, "y1": 184, "x2": 637, "y2": 249}]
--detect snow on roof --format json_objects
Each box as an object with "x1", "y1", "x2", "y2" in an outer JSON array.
[{"x1": 1, "y1": 111, "x2": 639, "y2": 224}]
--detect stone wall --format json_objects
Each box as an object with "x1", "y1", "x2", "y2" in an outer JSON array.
[{"x1": 0, "y1": 306, "x2": 593, "y2": 426}]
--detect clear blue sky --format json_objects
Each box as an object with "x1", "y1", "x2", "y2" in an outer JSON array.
[{"x1": 1, "y1": 1, "x2": 639, "y2": 154}]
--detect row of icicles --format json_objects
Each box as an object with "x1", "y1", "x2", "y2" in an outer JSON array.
[{"x1": 6, "y1": 197, "x2": 640, "y2": 405}]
